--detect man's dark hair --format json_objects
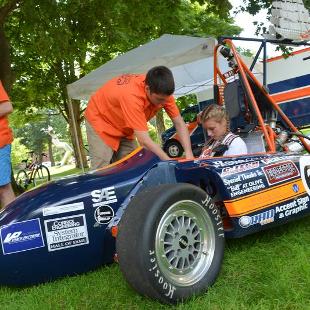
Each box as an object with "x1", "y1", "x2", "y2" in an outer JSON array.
[{"x1": 145, "y1": 66, "x2": 175, "y2": 95}]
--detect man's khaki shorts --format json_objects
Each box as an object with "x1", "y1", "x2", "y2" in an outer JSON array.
[{"x1": 85, "y1": 121, "x2": 137, "y2": 170}]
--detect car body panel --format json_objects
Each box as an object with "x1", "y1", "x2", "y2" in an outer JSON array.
[
  {"x1": 1, "y1": 148, "x2": 309, "y2": 286},
  {"x1": 0, "y1": 149, "x2": 159, "y2": 285}
]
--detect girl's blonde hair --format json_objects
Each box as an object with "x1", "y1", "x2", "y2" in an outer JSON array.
[{"x1": 200, "y1": 104, "x2": 230, "y2": 132}]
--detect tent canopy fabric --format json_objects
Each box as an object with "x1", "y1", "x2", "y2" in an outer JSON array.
[
  {"x1": 67, "y1": 34, "x2": 263, "y2": 101},
  {"x1": 67, "y1": 34, "x2": 217, "y2": 100}
]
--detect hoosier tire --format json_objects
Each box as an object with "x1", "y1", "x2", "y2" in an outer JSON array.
[{"x1": 116, "y1": 183, "x2": 225, "y2": 304}]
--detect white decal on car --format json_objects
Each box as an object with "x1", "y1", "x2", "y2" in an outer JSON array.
[{"x1": 91, "y1": 186, "x2": 117, "y2": 207}]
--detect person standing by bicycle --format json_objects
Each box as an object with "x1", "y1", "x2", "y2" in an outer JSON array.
[{"x1": 0, "y1": 81, "x2": 15, "y2": 208}]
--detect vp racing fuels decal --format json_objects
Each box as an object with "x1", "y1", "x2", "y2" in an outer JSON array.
[{"x1": 0, "y1": 219, "x2": 45, "y2": 255}]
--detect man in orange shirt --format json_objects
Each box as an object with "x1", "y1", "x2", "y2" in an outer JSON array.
[
  {"x1": 85, "y1": 66, "x2": 193, "y2": 169},
  {"x1": 0, "y1": 81, "x2": 15, "y2": 208}
]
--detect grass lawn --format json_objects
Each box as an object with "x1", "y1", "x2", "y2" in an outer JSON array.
[
  {"x1": 0, "y1": 216, "x2": 308, "y2": 310},
  {"x1": 48, "y1": 164, "x2": 87, "y2": 180}
]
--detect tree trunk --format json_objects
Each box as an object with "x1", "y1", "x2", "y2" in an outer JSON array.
[
  {"x1": 155, "y1": 110, "x2": 166, "y2": 144},
  {"x1": 47, "y1": 136, "x2": 55, "y2": 167},
  {"x1": 68, "y1": 99, "x2": 88, "y2": 169}
]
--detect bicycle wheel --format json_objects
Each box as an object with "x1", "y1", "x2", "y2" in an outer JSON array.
[
  {"x1": 15, "y1": 169, "x2": 30, "y2": 192},
  {"x1": 33, "y1": 165, "x2": 51, "y2": 187}
]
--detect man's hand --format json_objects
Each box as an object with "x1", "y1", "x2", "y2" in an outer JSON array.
[
  {"x1": 0, "y1": 101, "x2": 13, "y2": 117},
  {"x1": 134, "y1": 130, "x2": 170, "y2": 160},
  {"x1": 172, "y1": 115, "x2": 194, "y2": 159}
]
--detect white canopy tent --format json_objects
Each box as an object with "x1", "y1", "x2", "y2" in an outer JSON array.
[
  {"x1": 67, "y1": 34, "x2": 217, "y2": 100},
  {"x1": 67, "y1": 34, "x2": 263, "y2": 100}
]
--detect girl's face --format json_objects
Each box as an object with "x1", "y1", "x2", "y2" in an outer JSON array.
[{"x1": 203, "y1": 118, "x2": 227, "y2": 141}]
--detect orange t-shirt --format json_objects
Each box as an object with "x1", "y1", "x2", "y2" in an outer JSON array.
[
  {"x1": 85, "y1": 74, "x2": 180, "y2": 151},
  {"x1": 0, "y1": 82, "x2": 13, "y2": 148}
]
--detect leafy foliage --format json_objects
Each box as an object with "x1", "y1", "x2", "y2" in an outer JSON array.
[
  {"x1": 2, "y1": 0, "x2": 241, "y2": 163},
  {"x1": 11, "y1": 137, "x2": 30, "y2": 169}
]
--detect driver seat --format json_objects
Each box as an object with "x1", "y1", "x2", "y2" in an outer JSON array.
[{"x1": 223, "y1": 80, "x2": 254, "y2": 133}]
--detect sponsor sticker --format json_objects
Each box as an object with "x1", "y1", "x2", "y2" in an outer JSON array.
[
  {"x1": 275, "y1": 195, "x2": 309, "y2": 219},
  {"x1": 292, "y1": 184, "x2": 299, "y2": 193},
  {"x1": 261, "y1": 156, "x2": 288, "y2": 165},
  {"x1": 228, "y1": 178, "x2": 266, "y2": 198},
  {"x1": 43, "y1": 202, "x2": 84, "y2": 217},
  {"x1": 221, "y1": 161, "x2": 260, "y2": 177},
  {"x1": 91, "y1": 186, "x2": 118, "y2": 207},
  {"x1": 44, "y1": 214, "x2": 89, "y2": 252},
  {"x1": 213, "y1": 157, "x2": 261, "y2": 168},
  {"x1": 94, "y1": 206, "x2": 114, "y2": 225},
  {"x1": 0, "y1": 219, "x2": 45, "y2": 255},
  {"x1": 239, "y1": 209, "x2": 275, "y2": 228},
  {"x1": 262, "y1": 160, "x2": 299, "y2": 185}
]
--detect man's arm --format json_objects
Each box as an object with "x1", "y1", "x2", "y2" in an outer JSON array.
[
  {"x1": 0, "y1": 101, "x2": 13, "y2": 117},
  {"x1": 172, "y1": 115, "x2": 194, "y2": 159},
  {"x1": 134, "y1": 130, "x2": 170, "y2": 160}
]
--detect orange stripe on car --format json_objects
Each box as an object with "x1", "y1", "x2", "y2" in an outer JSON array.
[
  {"x1": 271, "y1": 86, "x2": 310, "y2": 104},
  {"x1": 224, "y1": 179, "x2": 305, "y2": 217},
  {"x1": 265, "y1": 47, "x2": 310, "y2": 63}
]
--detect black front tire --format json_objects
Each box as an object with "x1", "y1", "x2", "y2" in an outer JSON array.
[{"x1": 117, "y1": 183, "x2": 225, "y2": 304}]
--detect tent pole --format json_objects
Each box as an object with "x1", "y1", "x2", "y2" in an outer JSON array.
[{"x1": 67, "y1": 95, "x2": 85, "y2": 174}]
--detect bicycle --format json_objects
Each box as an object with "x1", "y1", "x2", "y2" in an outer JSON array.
[{"x1": 15, "y1": 151, "x2": 51, "y2": 192}]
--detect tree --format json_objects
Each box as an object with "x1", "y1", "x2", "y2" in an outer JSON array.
[{"x1": 5, "y1": 0, "x2": 241, "y2": 165}]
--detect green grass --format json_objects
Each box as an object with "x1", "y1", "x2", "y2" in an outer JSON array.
[
  {"x1": 0, "y1": 217, "x2": 308, "y2": 310},
  {"x1": 49, "y1": 165, "x2": 87, "y2": 180}
]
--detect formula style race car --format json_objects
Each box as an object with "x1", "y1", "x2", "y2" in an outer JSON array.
[{"x1": 0, "y1": 38, "x2": 309, "y2": 304}]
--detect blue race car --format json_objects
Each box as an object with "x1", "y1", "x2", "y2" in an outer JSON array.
[{"x1": 0, "y1": 38, "x2": 309, "y2": 304}]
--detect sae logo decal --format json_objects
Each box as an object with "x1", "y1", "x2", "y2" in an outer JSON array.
[
  {"x1": 299, "y1": 157, "x2": 310, "y2": 196},
  {"x1": 0, "y1": 218, "x2": 45, "y2": 255}
]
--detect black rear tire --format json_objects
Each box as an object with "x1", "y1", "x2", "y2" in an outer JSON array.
[
  {"x1": 117, "y1": 183, "x2": 225, "y2": 304},
  {"x1": 163, "y1": 140, "x2": 183, "y2": 158}
]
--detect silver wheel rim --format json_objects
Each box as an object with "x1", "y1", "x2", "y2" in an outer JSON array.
[
  {"x1": 155, "y1": 200, "x2": 215, "y2": 287},
  {"x1": 168, "y1": 144, "x2": 180, "y2": 157}
]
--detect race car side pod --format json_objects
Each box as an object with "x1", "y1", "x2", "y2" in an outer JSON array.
[
  {"x1": 234, "y1": 49, "x2": 310, "y2": 153},
  {"x1": 214, "y1": 39, "x2": 275, "y2": 152}
]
